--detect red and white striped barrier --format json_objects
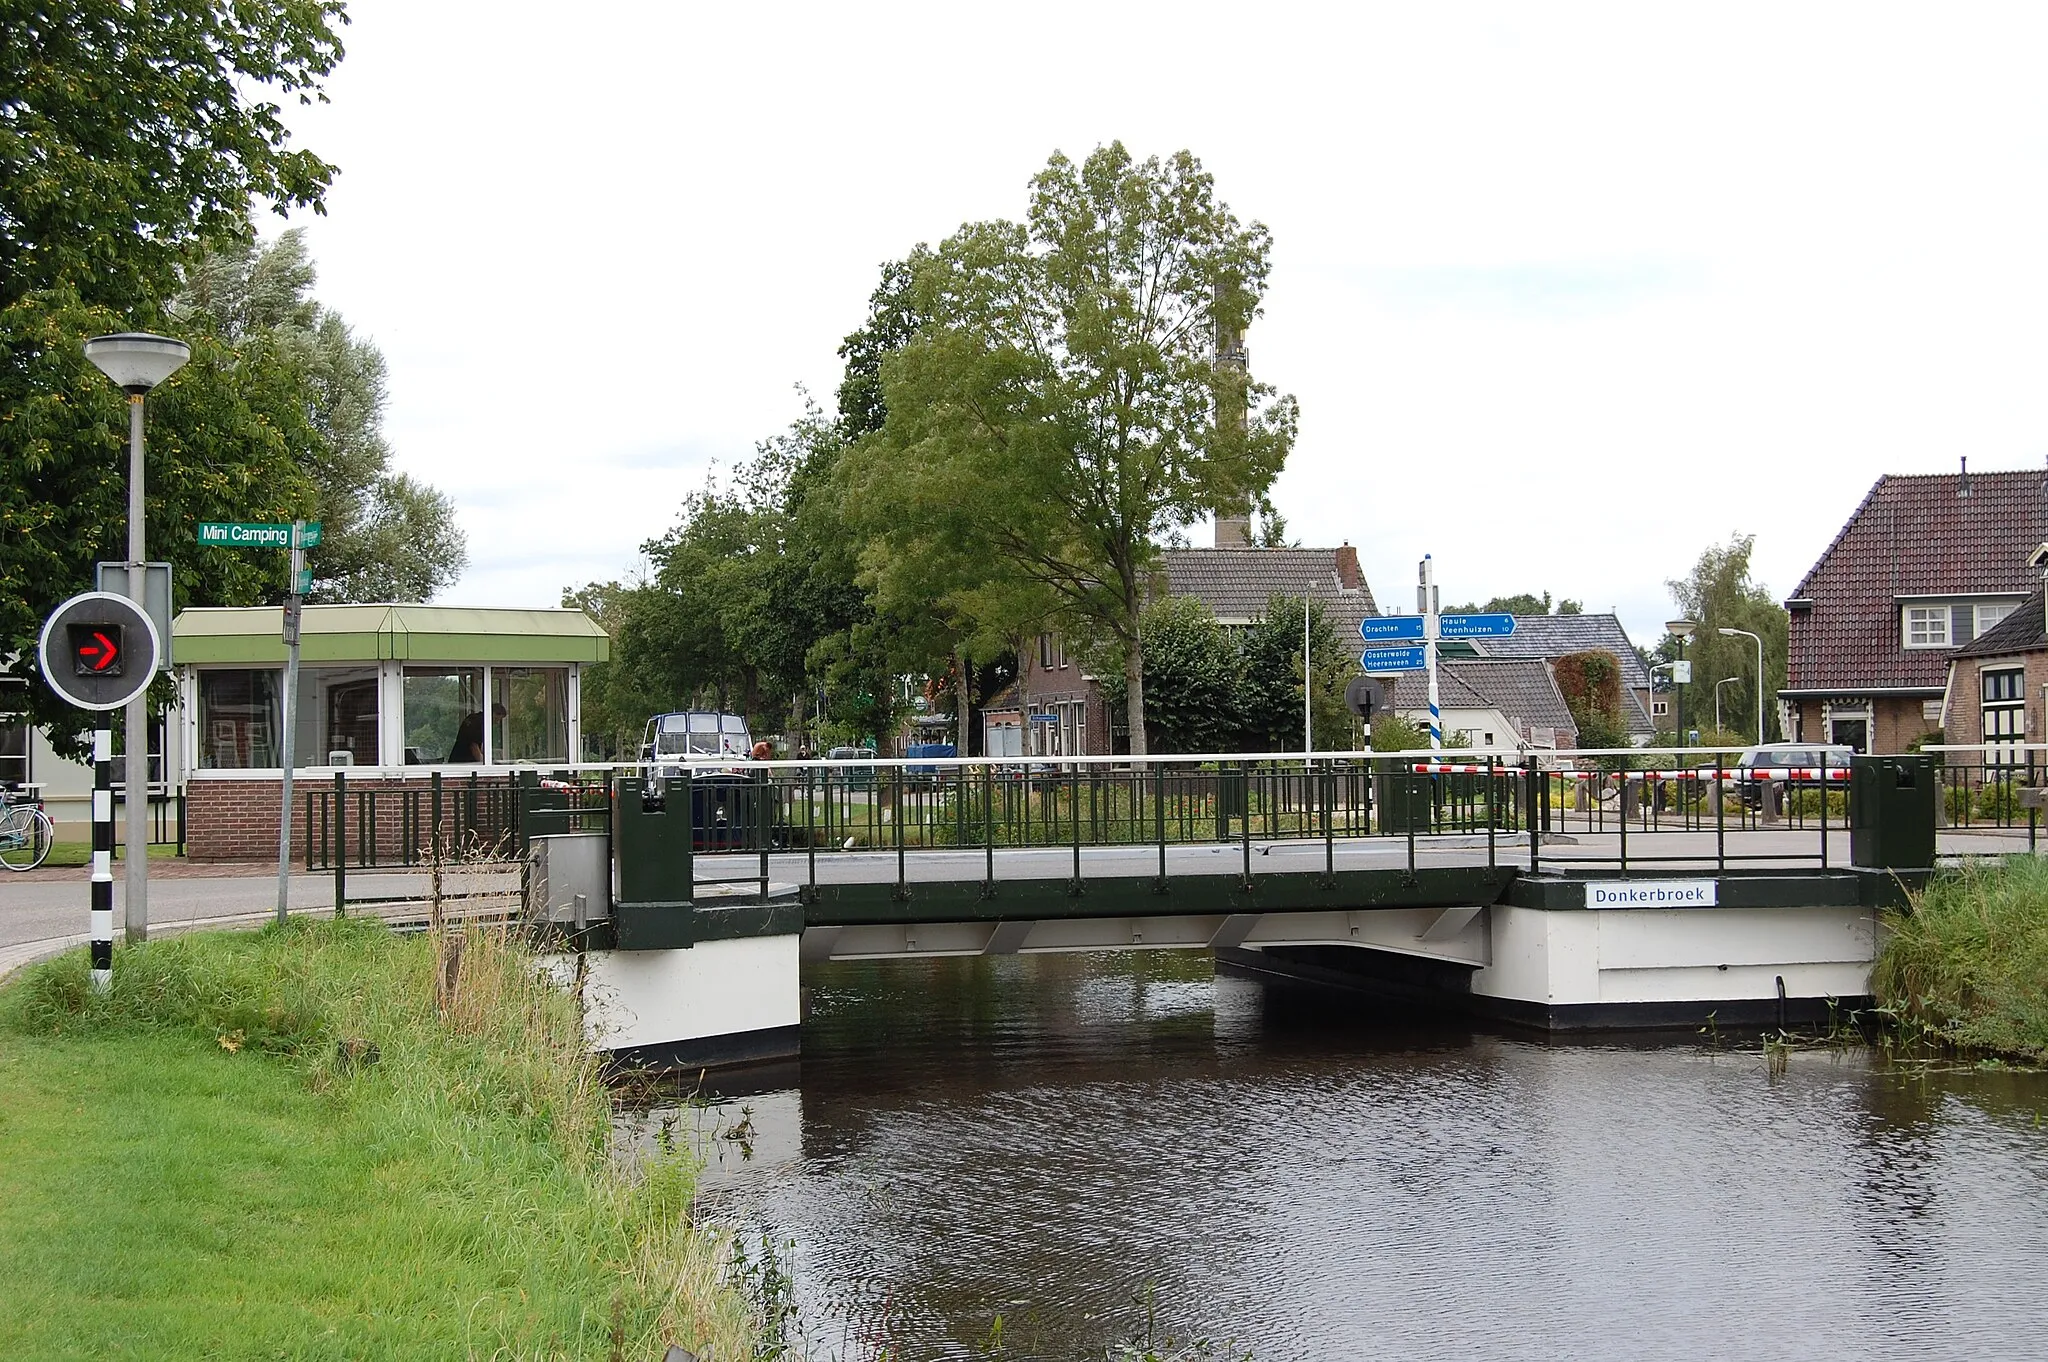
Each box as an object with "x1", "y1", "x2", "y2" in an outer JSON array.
[{"x1": 1408, "y1": 764, "x2": 1851, "y2": 781}]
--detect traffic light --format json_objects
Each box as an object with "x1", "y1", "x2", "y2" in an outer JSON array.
[{"x1": 68, "y1": 622, "x2": 124, "y2": 677}]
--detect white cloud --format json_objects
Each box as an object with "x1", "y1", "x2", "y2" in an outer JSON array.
[{"x1": 278, "y1": 1, "x2": 2048, "y2": 650}]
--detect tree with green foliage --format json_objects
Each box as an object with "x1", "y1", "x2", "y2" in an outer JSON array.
[
  {"x1": 1234, "y1": 595, "x2": 1352, "y2": 751},
  {"x1": 1445, "y1": 591, "x2": 1583, "y2": 616},
  {"x1": 1096, "y1": 597, "x2": 1239, "y2": 754},
  {"x1": 2, "y1": 0, "x2": 349, "y2": 754},
  {"x1": 175, "y1": 230, "x2": 465, "y2": 602},
  {"x1": 569, "y1": 406, "x2": 905, "y2": 753},
  {"x1": 850, "y1": 143, "x2": 1297, "y2": 756},
  {"x1": 1, "y1": 0, "x2": 346, "y2": 314},
  {"x1": 1, "y1": 288, "x2": 322, "y2": 754},
  {"x1": 1662, "y1": 534, "x2": 1788, "y2": 744}
]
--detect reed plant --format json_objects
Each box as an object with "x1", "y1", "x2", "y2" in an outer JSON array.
[{"x1": 1872, "y1": 856, "x2": 2048, "y2": 1063}]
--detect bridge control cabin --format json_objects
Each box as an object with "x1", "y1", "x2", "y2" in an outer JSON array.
[{"x1": 169, "y1": 604, "x2": 609, "y2": 860}]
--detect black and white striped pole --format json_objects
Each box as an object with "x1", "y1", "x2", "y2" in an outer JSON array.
[
  {"x1": 37, "y1": 589, "x2": 164, "y2": 994},
  {"x1": 91, "y1": 727, "x2": 114, "y2": 992}
]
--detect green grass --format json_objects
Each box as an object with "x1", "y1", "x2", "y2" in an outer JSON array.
[
  {"x1": 40, "y1": 841, "x2": 183, "y2": 868},
  {"x1": 1872, "y1": 856, "x2": 2048, "y2": 1062},
  {"x1": 0, "y1": 919, "x2": 756, "y2": 1360}
]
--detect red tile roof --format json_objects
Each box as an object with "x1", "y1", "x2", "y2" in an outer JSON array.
[{"x1": 1786, "y1": 469, "x2": 2048, "y2": 693}]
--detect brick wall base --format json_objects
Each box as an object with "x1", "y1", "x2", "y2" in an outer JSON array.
[{"x1": 186, "y1": 773, "x2": 521, "y2": 863}]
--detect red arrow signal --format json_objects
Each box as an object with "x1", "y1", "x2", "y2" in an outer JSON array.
[{"x1": 67, "y1": 623, "x2": 123, "y2": 677}]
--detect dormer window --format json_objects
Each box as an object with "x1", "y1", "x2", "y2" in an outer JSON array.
[{"x1": 1904, "y1": 606, "x2": 1950, "y2": 648}]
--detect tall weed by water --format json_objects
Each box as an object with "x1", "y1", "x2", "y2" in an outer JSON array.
[{"x1": 1872, "y1": 856, "x2": 2048, "y2": 1062}]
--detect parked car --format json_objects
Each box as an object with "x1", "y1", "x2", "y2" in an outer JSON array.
[{"x1": 1715, "y1": 743, "x2": 1856, "y2": 808}]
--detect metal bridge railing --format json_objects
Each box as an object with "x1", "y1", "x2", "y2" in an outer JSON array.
[{"x1": 290, "y1": 746, "x2": 1904, "y2": 890}]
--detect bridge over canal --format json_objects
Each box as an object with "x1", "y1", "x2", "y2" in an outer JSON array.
[{"x1": 486, "y1": 749, "x2": 1950, "y2": 1068}]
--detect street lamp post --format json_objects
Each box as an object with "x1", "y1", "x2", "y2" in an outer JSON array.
[
  {"x1": 1666, "y1": 619, "x2": 1697, "y2": 751},
  {"x1": 1719, "y1": 627, "x2": 1766, "y2": 746},
  {"x1": 84, "y1": 333, "x2": 190, "y2": 945},
  {"x1": 1715, "y1": 676, "x2": 1740, "y2": 736}
]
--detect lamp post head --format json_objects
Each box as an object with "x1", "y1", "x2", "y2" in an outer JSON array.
[
  {"x1": 1666, "y1": 618, "x2": 1698, "y2": 641},
  {"x1": 1717, "y1": 627, "x2": 1744, "y2": 639},
  {"x1": 84, "y1": 333, "x2": 190, "y2": 394}
]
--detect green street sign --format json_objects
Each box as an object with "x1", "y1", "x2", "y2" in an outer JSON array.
[
  {"x1": 291, "y1": 568, "x2": 313, "y2": 595},
  {"x1": 197, "y1": 521, "x2": 321, "y2": 549}
]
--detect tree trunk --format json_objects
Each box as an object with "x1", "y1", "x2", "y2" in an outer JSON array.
[
  {"x1": 1124, "y1": 639, "x2": 1148, "y2": 760},
  {"x1": 955, "y1": 648, "x2": 972, "y2": 755},
  {"x1": 1014, "y1": 633, "x2": 1031, "y2": 759}
]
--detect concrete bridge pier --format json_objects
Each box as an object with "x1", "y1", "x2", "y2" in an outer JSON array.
[{"x1": 533, "y1": 778, "x2": 805, "y2": 1071}]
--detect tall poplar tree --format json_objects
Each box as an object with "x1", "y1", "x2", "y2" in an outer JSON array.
[{"x1": 849, "y1": 144, "x2": 1297, "y2": 756}]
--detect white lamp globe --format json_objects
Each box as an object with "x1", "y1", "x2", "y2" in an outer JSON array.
[{"x1": 83, "y1": 333, "x2": 191, "y2": 393}]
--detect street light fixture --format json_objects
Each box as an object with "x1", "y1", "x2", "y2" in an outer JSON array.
[
  {"x1": 84, "y1": 332, "x2": 190, "y2": 945},
  {"x1": 1718, "y1": 626, "x2": 1766, "y2": 746},
  {"x1": 1666, "y1": 619, "x2": 1697, "y2": 749},
  {"x1": 1715, "y1": 675, "x2": 1741, "y2": 736}
]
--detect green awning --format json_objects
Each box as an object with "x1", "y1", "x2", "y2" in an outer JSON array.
[{"x1": 173, "y1": 604, "x2": 611, "y2": 665}]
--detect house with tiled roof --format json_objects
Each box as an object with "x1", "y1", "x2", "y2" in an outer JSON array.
[
  {"x1": 1785, "y1": 466, "x2": 2046, "y2": 753},
  {"x1": 1383, "y1": 659, "x2": 1579, "y2": 751},
  {"x1": 1005, "y1": 541, "x2": 1378, "y2": 756},
  {"x1": 1940, "y1": 580, "x2": 2048, "y2": 768},
  {"x1": 1464, "y1": 614, "x2": 1657, "y2": 740}
]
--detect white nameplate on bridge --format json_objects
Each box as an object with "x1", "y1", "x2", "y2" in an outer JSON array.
[{"x1": 1586, "y1": 880, "x2": 1718, "y2": 908}]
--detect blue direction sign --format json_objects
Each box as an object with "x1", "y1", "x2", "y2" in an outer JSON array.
[
  {"x1": 1438, "y1": 612, "x2": 1517, "y2": 639},
  {"x1": 1359, "y1": 615, "x2": 1426, "y2": 642},
  {"x1": 1360, "y1": 645, "x2": 1427, "y2": 673}
]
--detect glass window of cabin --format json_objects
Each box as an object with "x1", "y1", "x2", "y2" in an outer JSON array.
[
  {"x1": 404, "y1": 668, "x2": 483, "y2": 763},
  {"x1": 197, "y1": 670, "x2": 283, "y2": 769},
  {"x1": 491, "y1": 667, "x2": 569, "y2": 764}
]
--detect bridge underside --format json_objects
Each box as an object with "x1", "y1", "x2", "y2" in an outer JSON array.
[{"x1": 800, "y1": 902, "x2": 1491, "y2": 969}]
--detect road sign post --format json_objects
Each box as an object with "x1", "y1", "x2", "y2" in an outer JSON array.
[
  {"x1": 197, "y1": 518, "x2": 316, "y2": 920},
  {"x1": 275, "y1": 521, "x2": 310, "y2": 924},
  {"x1": 1357, "y1": 567, "x2": 1518, "y2": 753}
]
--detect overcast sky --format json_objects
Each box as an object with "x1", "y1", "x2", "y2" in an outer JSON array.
[{"x1": 277, "y1": 2, "x2": 2048, "y2": 649}]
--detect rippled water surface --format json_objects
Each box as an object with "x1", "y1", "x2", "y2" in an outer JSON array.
[{"x1": 634, "y1": 954, "x2": 2048, "y2": 1361}]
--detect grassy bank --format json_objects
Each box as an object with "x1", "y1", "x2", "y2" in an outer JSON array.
[
  {"x1": 1873, "y1": 856, "x2": 2048, "y2": 1063},
  {"x1": 0, "y1": 919, "x2": 756, "y2": 1360}
]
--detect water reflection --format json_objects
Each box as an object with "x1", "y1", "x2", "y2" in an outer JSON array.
[{"x1": 623, "y1": 953, "x2": 2048, "y2": 1361}]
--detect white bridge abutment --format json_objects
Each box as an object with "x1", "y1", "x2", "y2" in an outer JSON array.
[{"x1": 1223, "y1": 873, "x2": 1890, "y2": 1032}]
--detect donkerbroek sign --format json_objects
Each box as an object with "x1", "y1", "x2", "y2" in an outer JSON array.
[{"x1": 38, "y1": 591, "x2": 161, "y2": 711}]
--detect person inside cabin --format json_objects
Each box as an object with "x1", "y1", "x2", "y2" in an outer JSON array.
[{"x1": 447, "y1": 704, "x2": 508, "y2": 763}]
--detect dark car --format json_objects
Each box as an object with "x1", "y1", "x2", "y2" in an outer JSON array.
[{"x1": 1726, "y1": 743, "x2": 1855, "y2": 808}]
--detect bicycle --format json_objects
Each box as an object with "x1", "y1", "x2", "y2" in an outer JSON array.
[{"x1": 0, "y1": 790, "x2": 55, "y2": 871}]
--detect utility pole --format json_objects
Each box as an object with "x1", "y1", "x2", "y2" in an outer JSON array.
[{"x1": 1420, "y1": 555, "x2": 1442, "y2": 751}]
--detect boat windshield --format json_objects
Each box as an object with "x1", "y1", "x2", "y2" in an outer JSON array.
[{"x1": 652, "y1": 713, "x2": 749, "y2": 756}]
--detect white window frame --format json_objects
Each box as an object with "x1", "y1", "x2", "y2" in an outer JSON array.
[
  {"x1": 1974, "y1": 602, "x2": 2016, "y2": 636},
  {"x1": 1981, "y1": 666, "x2": 2026, "y2": 768},
  {"x1": 1903, "y1": 606, "x2": 1950, "y2": 649}
]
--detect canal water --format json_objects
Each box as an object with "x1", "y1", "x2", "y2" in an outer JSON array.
[{"x1": 630, "y1": 953, "x2": 2048, "y2": 1361}]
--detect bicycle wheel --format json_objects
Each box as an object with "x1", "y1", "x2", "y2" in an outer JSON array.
[{"x1": 0, "y1": 808, "x2": 52, "y2": 871}]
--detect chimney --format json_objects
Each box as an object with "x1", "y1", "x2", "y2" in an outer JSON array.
[
  {"x1": 1959, "y1": 456, "x2": 1971, "y2": 498},
  {"x1": 1334, "y1": 542, "x2": 1362, "y2": 591},
  {"x1": 1212, "y1": 280, "x2": 1251, "y2": 548}
]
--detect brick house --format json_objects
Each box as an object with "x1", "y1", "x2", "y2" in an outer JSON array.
[
  {"x1": 1784, "y1": 467, "x2": 2044, "y2": 753},
  {"x1": 994, "y1": 543, "x2": 1379, "y2": 757},
  {"x1": 1940, "y1": 581, "x2": 2048, "y2": 770}
]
